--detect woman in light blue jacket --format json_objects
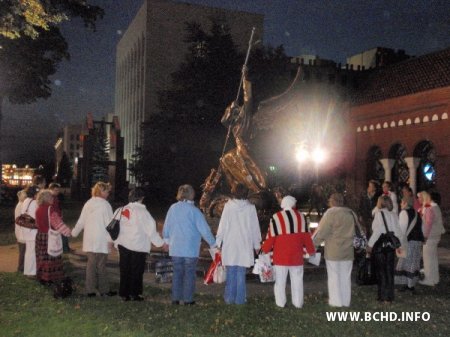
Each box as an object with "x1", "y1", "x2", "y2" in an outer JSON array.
[{"x1": 163, "y1": 184, "x2": 216, "y2": 305}]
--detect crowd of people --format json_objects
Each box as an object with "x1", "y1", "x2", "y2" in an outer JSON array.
[
  {"x1": 358, "y1": 180, "x2": 445, "y2": 304},
  {"x1": 13, "y1": 176, "x2": 446, "y2": 308}
]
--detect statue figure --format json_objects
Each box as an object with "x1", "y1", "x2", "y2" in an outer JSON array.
[
  {"x1": 220, "y1": 69, "x2": 267, "y2": 193},
  {"x1": 200, "y1": 28, "x2": 269, "y2": 217}
]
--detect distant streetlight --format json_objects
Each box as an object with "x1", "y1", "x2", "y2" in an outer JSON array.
[
  {"x1": 312, "y1": 147, "x2": 327, "y2": 164},
  {"x1": 295, "y1": 144, "x2": 327, "y2": 164}
]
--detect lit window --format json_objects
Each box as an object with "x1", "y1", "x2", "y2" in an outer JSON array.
[{"x1": 423, "y1": 163, "x2": 435, "y2": 181}]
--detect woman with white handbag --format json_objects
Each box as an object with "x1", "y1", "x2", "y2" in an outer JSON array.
[
  {"x1": 394, "y1": 196, "x2": 424, "y2": 292},
  {"x1": 34, "y1": 190, "x2": 72, "y2": 285}
]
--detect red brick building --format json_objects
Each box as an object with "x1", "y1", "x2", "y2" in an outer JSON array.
[{"x1": 347, "y1": 48, "x2": 450, "y2": 213}]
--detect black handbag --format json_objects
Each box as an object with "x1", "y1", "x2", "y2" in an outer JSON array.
[
  {"x1": 355, "y1": 252, "x2": 377, "y2": 285},
  {"x1": 106, "y1": 207, "x2": 123, "y2": 240},
  {"x1": 373, "y1": 211, "x2": 401, "y2": 253}
]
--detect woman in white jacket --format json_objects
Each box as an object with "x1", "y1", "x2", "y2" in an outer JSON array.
[
  {"x1": 216, "y1": 184, "x2": 261, "y2": 305},
  {"x1": 115, "y1": 188, "x2": 166, "y2": 301},
  {"x1": 14, "y1": 189, "x2": 28, "y2": 273},
  {"x1": 20, "y1": 185, "x2": 40, "y2": 276},
  {"x1": 72, "y1": 182, "x2": 115, "y2": 297}
]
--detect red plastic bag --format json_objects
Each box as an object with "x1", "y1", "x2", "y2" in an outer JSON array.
[{"x1": 204, "y1": 251, "x2": 223, "y2": 285}]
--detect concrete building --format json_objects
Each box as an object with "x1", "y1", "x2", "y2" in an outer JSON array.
[
  {"x1": 115, "y1": 0, "x2": 264, "y2": 180},
  {"x1": 54, "y1": 124, "x2": 84, "y2": 167},
  {"x1": 73, "y1": 114, "x2": 127, "y2": 201}
]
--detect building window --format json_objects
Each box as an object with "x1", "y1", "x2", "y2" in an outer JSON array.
[
  {"x1": 414, "y1": 141, "x2": 436, "y2": 191},
  {"x1": 389, "y1": 143, "x2": 409, "y2": 191}
]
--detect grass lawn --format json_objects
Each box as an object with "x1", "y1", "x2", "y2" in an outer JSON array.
[{"x1": 0, "y1": 269, "x2": 449, "y2": 337}]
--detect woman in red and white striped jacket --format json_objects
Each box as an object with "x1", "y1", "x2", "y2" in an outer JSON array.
[{"x1": 261, "y1": 196, "x2": 315, "y2": 308}]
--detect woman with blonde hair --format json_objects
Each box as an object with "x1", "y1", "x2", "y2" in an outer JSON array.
[
  {"x1": 163, "y1": 184, "x2": 216, "y2": 305},
  {"x1": 35, "y1": 190, "x2": 71, "y2": 285},
  {"x1": 418, "y1": 191, "x2": 445, "y2": 286},
  {"x1": 72, "y1": 182, "x2": 116, "y2": 297},
  {"x1": 367, "y1": 195, "x2": 401, "y2": 303}
]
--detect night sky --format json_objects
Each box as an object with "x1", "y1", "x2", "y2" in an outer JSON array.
[{"x1": 2, "y1": 0, "x2": 449, "y2": 165}]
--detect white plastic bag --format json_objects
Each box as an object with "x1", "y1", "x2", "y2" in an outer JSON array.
[{"x1": 253, "y1": 253, "x2": 275, "y2": 283}]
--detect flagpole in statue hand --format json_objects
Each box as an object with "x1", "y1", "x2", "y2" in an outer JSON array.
[
  {"x1": 235, "y1": 26, "x2": 256, "y2": 103},
  {"x1": 220, "y1": 27, "x2": 256, "y2": 158}
]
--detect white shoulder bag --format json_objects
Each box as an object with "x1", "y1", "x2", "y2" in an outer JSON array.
[{"x1": 47, "y1": 207, "x2": 63, "y2": 257}]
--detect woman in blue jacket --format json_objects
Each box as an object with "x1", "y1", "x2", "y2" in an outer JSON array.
[{"x1": 163, "y1": 184, "x2": 216, "y2": 305}]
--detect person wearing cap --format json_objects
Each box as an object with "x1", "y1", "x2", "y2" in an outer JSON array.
[
  {"x1": 313, "y1": 193, "x2": 356, "y2": 307},
  {"x1": 261, "y1": 196, "x2": 315, "y2": 308}
]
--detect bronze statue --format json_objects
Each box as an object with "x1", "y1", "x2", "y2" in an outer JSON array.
[
  {"x1": 220, "y1": 71, "x2": 267, "y2": 193},
  {"x1": 200, "y1": 72, "x2": 267, "y2": 216}
]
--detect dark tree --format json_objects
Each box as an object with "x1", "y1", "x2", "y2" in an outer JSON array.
[
  {"x1": 90, "y1": 122, "x2": 109, "y2": 184},
  {"x1": 142, "y1": 20, "x2": 292, "y2": 202},
  {"x1": 0, "y1": 1, "x2": 103, "y2": 197},
  {"x1": 0, "y1": 0, "x2": 103, "y2": 40},
  {"x1": 128, "y1": 146, "x2": 146, "y2": 187},
  {"x1": 158, "y1": 20, "x2": 244, "y2": 126},
  {"x1": 247, "y1": 45, "x2": 293, "y2": 106},
  {"x1": 57, "y1": 151, "x2": 73, "y2": 187}
]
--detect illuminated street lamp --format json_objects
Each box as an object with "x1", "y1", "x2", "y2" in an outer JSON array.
[
  {"x1": 295, "y1": 144, "x2": 327, "y2": 164},
  {"x1": 295, "y1": 146, "x2": 310, "y2": 162},
  {"x1": 312, "y1": 147, "x2": 327, "y2": 164}
]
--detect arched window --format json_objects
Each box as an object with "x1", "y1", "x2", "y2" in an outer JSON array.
[
  {"x1": 366, "y1": 146, "x2": 384, "y2": 184},
  {"x1": 414, "y1": 141, "x2": 436, "y2": 192},
  {"x1": 389, "y1": 143, "x2": 409, "y2": 192}
]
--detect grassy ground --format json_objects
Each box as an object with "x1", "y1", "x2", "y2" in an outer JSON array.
[{"x1": 0, "y1": 269, "x2": 449, "y2": 337}]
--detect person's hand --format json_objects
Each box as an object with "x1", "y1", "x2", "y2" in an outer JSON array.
[
  {"x1": 162, "y1": 243, "x2": 169, "y2": 252},
  {"x1": 366, "y1": 246, "x2": 372, "y2": 255}
]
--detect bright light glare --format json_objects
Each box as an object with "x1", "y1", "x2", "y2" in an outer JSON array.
[
  {"x1": 312, "y1": 147, "x2": 327, "y2": 164},
  {"x1": 295, "y1": 147, "x2": 310, "y2": 162}
]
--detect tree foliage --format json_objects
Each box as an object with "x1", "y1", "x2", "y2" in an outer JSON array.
[
  {"x1": 0, "y1": 0, "x2": 104, "y2": 39},
  {"x1": 0, "y1": 1, "x2": 103, "y2": 106},
  {"x1": 56, "y1": 151, "x2": 72, "y2": 187},
  {"x1": 158, "y1": 20, "x2": 244, "y2": 126},
  {"x1": 90, "y1": 121, "x2": 109, "y2": 184},
  {"x1": 0, "y1": 27, "x2": 69, "y2": 104}
]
